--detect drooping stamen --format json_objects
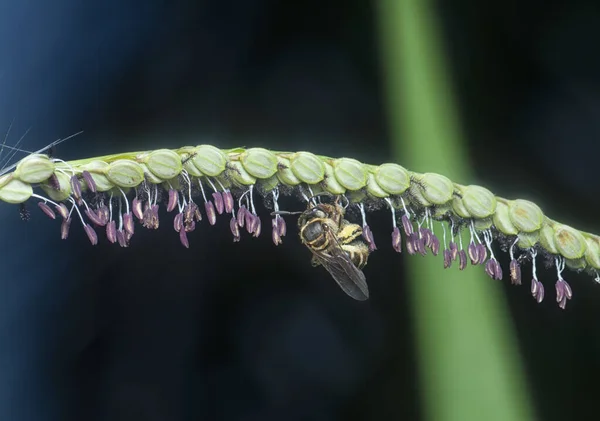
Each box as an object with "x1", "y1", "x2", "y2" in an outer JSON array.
[
  {"x1": 358, "y1": 203, "x2": 376, "y2": 251},
  {"x1": 270, "y1": 188, "x2": 285, "y2": 245},
  {"x1": 272, "y1": 217, "x2": 282, "y2": 245},
  {"x1": 205, "y1": 201, "x2": 217, "y2": 225},
  {"x1": 458, "y1": 249, "x2": 467, "y2": 270},
  {"x1": 198, "y1": 179, "x2": 217, "y2": 225},
  {"x1": 123, "y1": 212, "x2": 135, "y2": 236},
  {"x1": 116, "y1": 229, "x2": 128, "y2": 247},
  {"x1": 530, "y1": 250, "x2": 544, "y2": 303},
  {"x1": 167, "y1": 188, "x2": 178, "y2": 212},
  {"x1": 47, "y1": 173, "x2": 60, "y2": 191},
  {"x1": 554, "y1": 257, "x2": 572, "y2": 310},
  {"x1": 230, "y1": 216, "x2": 241, "y2": 242},
  {"x1": 443, "y1": 249, "x2": 452, "y2": 269},
  {"x1": 482, "y1": 230, "x2": 502, "y2": 280},
  {"x1": 173, "y1": 213, "x2": 183, "y2": 233},
  {"x1": 237, "y1": 205, "x2": 247, "y2": 228},
  {"x1": 401, "y1": 213, "x2": 413, "y2": 237},
  {"x1": 508, "y1": 238, "x2": 521, "y2": 285},
  {"x1": 70, "y1": 175, "x2": 83, "y2": 205},
  {"x1": 223, "y1": 190, "x2": 234, "y2": 214},
  {"x1": 56, "y1": 203, "x2": 69, "y2": 220},
  {"x1": 81, "y1": 170, "x2": 97, "y2": 193},
  {"x1": 83, "y1": 223, "x2": 98, "y2": 245},
  {"x1": 84, "y1": 208, "x2": 105, "y2": 226},
  {"x1": 385, "y1": 198, "x2": 401, "y2": 253},
  {"x1": 179, "y1": 228, "x2": 190, "y2": 248},
  {"x1": 60, "y1": 217, "x2": 71, "y2": 240},
  {"x1": 106, "y1": 220, "x2": 117, "y2": 244},
  {"x1": 132, "y1": 197, "x2": 144, "y2": 221},
  {"x1": 37, "y1": 201, "x2": 56, "y2": 219},
  {"x1": 212, "y1": 192, "x2": 224, "y2": 215},
  {"x1": 468, "y1": 241, "x2": 479, "y2": 265}
]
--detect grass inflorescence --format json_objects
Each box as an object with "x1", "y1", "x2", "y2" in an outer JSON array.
[{"x1": 0, "y1": 144, "x2": 596, "y2": 309}]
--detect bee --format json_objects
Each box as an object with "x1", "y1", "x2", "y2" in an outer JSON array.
[{"x1": 275, "y1": 194, "x2": 371, "y2": 301}]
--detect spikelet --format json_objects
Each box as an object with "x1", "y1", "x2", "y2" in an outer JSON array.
[{"x1": 1, "y1": 144, "x2": 598, "y2": 309}]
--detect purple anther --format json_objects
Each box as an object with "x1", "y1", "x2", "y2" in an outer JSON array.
[
  {"x1": 123, "y1": 212, "x2": 135, "y2": 236},
  {"x1": 38, "y1": 202, "x2": 56, "y2": 219},
  {"x1": 449, "y1": 241, "x2": 458, "y2": 261},
  {"x1": 401, "y1": 214, "x2": 413, "y2": 236},
  {"x1": 55, "y1": 203, "x2": 69, "y2": 220},
  {"x1": 167, "y1": 189, "x2": 178, "y2": 212},
  {"x1": 391, "y1": 227, "x2": 402, "y2": 253},
  {"x1": 362, "y1": 225, "x2": 377, "y2": 252},
  {"x1": 509, "y1": 259, "x2": 521, "y2": 285},
  {"x1": 179, "y1": 228, "x2": 190, "y2": 249},
  {"x1": 60, "y1": 218, "x2": 71, "y2": 240},
  {"x1": 443, "y1": 249, "x2": 452, "y2": 269},
  {"x1": 106, "y1": 220, "x2": 117, "y2": 244},
  {"x1": 83, "y1": 224, "x2": 98, "y2": 246},
  {"x1": 205, "y1": 201, "x2": 217, "y2": 226},
  {"x1": 85, "y1": 208, "x2": 105, "y2": 226},
  {"x1": 212, "y1": 192, "x2": 224, "y2": 214},
  {"x1": 132, "y1": 197, "x2": 144, "y2": 220},
  {"x1": 458, "y1": 250, "x2": 467, "y2": 270},
  {"x1": 230, "y1": 217, "x2": 240, "y2": 242},
  {"x1": 82, "y1": 170, "x2": 97, "y2": 193},
  {"x1": 223, "y1": 191, "x2": 234, "y2": 214}
]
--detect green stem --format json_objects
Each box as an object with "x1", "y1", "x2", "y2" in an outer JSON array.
[{"x1": 377, "y1": 1, "x2": 535, "y2": 420}]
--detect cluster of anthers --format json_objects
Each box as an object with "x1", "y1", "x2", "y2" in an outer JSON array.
[{"x1": 0, "y1": 145, "x2": 595, "y2": 309}]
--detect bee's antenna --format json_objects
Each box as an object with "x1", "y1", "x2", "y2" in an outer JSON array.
[{"x1": 270, "y1": 210, "x2": 303, "y2": 216}]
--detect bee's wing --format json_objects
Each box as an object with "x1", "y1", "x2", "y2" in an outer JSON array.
[{"x1": 310, "y1": 231, "x2": 369, "y2": 301}]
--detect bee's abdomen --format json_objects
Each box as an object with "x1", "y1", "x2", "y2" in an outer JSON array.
[{"x1": 343, "y1": 242, "x2": 369, "y2": 269}]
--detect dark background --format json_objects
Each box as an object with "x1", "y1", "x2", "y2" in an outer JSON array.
[{"x1": 1, "y1": 1, "x2": 599, "y2": 420}]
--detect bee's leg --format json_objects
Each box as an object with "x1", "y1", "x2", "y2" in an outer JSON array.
[{"x1": 311, "y1": 255, "x2": 321, "y2": 267}]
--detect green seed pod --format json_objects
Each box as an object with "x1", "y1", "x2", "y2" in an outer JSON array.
[
  {"x1": 461, "y1": 185, "x2": 497, "y2": 219},
  {"x1": 0, "y1": 175, "x2": 33, "y2": 204},
  {"x1": 13, "y1": 154, "x2": 55, "y2": 184},
  {"x1": 140, "y1": 164, "x2": 163, "y2": 184},
  {"x1": 81, "y1": 161, "x2": 114, "y2": 192},
  {"x1": 508, "y1": 199, "x2": 544, "y2": 233},
  {"x1": 539, "y1": 223, "x2": 559, "y2": 255},
  {"x1": 373, "y1": 163, "x2": 410, "y2": 195},
  {"x1": 333, "y1": 158, "x2": 367, "y2": 191},
  {"x1": 191, "y1": 145, "x2": 228, "y2": 177},
  {"x1": 451, "y1": 196, "x2": 471, "y2": 219},
  {"x1": 289, "y1": 152, "x2": 325, "y2": 184},
  {"x1": 322, "y1": 162, "x2": 346, "y2": 195},
  {"x1": 106, "y1": 160, "x2": 145, "y2": 188},
  {"x1": 258, "y1": 175, "x2": 280, "y2": 193},
  {"x1": 432, "y1": 203, "x2": 452, "y2": 219},
  {"x1": 346, "y1": 189, "x2": 367, "y2": 204},
  {"x1": 565, "y1": 258, "x2": 587, "y2": 271},
  {"x1": 227, "y1": 161, "x2": 256, "y2": 186},
  {"x1": 366, "y1": 173, "x2": 389, "y2": 198},
  {"x1": 553, "y1": 224, "x2": 587, "y2": 260},
  {"x1": 182, "y1": 156, "x2": 203, "y2": 177},
  {"x1": 409, "y1": 182, "x2": 432, "y2": 207},
  {"x1": 276, "y1": 157, "x2": 301, "y2": 186},
  {"x1": 165, "y1": 176, "x2": 182, "y2": 191},
  {"x1": 584, "y1": 238, "x2": 600, "y2": 270},
  {"x1": 419, "y1": 173, "x2": 454, "y2": 205},
  {"x1": 517, "y1": 230, "x2": 539, "y2": 249},
  {"x1": 473, "y1": 218, "x2": 493, "y2": 231},
  {"x1": 240, "y1": 148, "x2": 278, "y2": 179},
  {"x1": 146, "y1": 149, "x2": 183, "y2": 180},
  {"x1": 492, "y1": 201, "x2": 518, "y2": 236},
  {"x1": 41, "y1": 171, "x2": 72, "y2": 201}
]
